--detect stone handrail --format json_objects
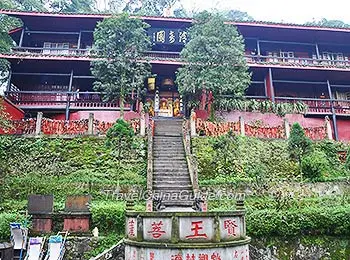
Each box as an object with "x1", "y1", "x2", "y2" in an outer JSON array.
[
  {"x1": 182, "y1": 120, "x2": 199, "y2": 194},
  {"x1": 89, "y1": 239, "x2": 124, "y2": 260},
  {"x1": 146, "y1": 120, "x2": 154, "y2": 197}
]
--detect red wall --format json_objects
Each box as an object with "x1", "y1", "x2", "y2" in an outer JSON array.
[
  {"x1": 2, "y1": 97, "x2": 24, "y2": 120},
  {"x1": 52, "y1": 110, "x2": 140, "y2": 122},
  {"x1": 219, "y1": 111, "x2": 325, "y2": 128},
  {"x1": 336, "y1": 119, "x2": 350, "y2": 142}
]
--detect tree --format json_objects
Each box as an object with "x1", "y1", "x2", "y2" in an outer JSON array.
[
  {"x1": 288, "y1": 123, "x2": 312, "y2": 180},
  {"x1": 49, "y1": 0, "x2": 96, "y2": 13},
  {"x1": 105, "y1": 119, "x2": 135, "y2": 163},
  {"x1": 222, "y1": 10, "x2": 254, "y2": 21},
  {"x1": 305, "y1": 18, "x2": 350, "y2": 28},
  {"x1": 90, "y1": 14, "x2": 152, "y2": 117},
  {"x1": 176, "y1": 11, "x2": 251, "y2": 114}
]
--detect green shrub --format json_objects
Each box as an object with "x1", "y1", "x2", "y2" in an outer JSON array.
[
  {"x1": 0, "y1": 213, "x2": 27, "y2": 242},
  {"x1": 247, "y1": 206, "x2": 350, "y2": 237},
  {"x1": 288, "y1": 123, "x2": 312, "y2": 162},
  {"x1": 301, "y1": 151, "x2": 330, "y2": 180},
  {"x1": 90, "y1": 201, "x2": 126, "y2": 234}
]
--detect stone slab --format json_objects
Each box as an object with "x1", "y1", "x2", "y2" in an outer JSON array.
[{"x1": 28, "y1": 194, "x2": 53, "y2": 214}]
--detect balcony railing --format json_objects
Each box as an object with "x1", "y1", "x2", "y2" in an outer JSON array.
[
  {"x1": 5, "y1": 91, "x2": 127, "y2": 110},
  {"x1": 245, "y1": 55, "x2": 350, "y2": 67},
  {"x1": 12, "y1": 47, "x2": 91, "y2": 56},
  {"x1": 275, "y1": 97, "x2": 350, "y2": 115}
]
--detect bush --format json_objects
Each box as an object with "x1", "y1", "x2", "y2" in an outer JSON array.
[
  {"x1": 288, "y1": 123, "x2": 312, "y2": 162},
  {"x1": 0, "y1": 213, "x2": 27, "y2": 242},
  {"x1": 247, "y1": 206, "x2": 350, "y2": 237},
  {"x1": 301, "y1": 151, "x2": 330, "y2": 180},
  {"x1": 90, "y1": 201, "x2": 126, "y2": 234}
]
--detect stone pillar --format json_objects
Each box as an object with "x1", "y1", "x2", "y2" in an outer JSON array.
[
  {"x1": 190, "y1": 110, "x2": 196, "y2": 137},
  {"x1": 284, "y1": 118, "x2": 290, "y2": 139},
  {"x1": 239, "y1": 116, "x2": 245, "y2": 136},
  {"x1": 88, "y1": 113, "x2": 94, "y2": 135},
  {"x1": 140, "y1": 102, "x2": 146, "y2": 137},
  {"x1": 325, "y1": 116, "x2": 333, "y2": 140},
  {"x1": 35, "y1": 112, "x2": 43, "y2": 136}
]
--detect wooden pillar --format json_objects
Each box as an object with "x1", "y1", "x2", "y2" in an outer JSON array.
[
  {"x1": 266, "y1": 68, "x2": 275, "y2": 102},
  {"x1": 284, "y1": 118, "x2": 290, "y2": 139},
  {"x1": 19, "y1": 28, "x2": 25, "y2": 47},
  {"x1": 77, "y1": 31, "x2": 82, "y2": 49},
  {"x1": 35, "y1": 112, "x2": 43, "y2": 136},
  {"x1": 257, "y1": 39, "x2": 261, "y2": 56},
  {"x1": 325, "y1": 116, "x2": 333, "y2": 140},
  {"x1": 315, "y1": 43, "x2": 320, "y2": 59},
  {"x1": 65, "y1": 70, "x2": 74, "y2": 121},
  {"x1": 190, "y1": 110, "x2": 196, "y2": 137},
  {"x1": 239, "y1": 116, "x2": 245, "y2": 136},
  {"x1": 327, "y1": 80, "x2": 338, "y2": 141},
  {"x1": 88, "y1": 113, "x2": 94, "y2": 135},
  {"x1": 6, "y1": 69, "x2": 12, "y2": 92}
]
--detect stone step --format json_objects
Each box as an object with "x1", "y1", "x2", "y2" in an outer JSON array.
[{"x1": 153, "y1": 168, "x2": 189, "y2": 172}]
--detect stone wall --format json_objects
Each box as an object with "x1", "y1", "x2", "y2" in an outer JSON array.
[{"x1": 250, "y1": 236, "x2": 350, "y2": 260}]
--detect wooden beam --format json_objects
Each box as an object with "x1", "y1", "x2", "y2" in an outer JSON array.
[
  {"x1": 315, "y1": 43, "x2": 320, "y2": 59},
  {"x1": 77, "y1": 31, "x2": 82, "y2": 49},
  {"x1": 327, "y1": 80, "x2": 339, "y2": 141},
  {"x1": 65, "y1": 70, "x2": 74, "y2": 121},
  {"x1": 6, "y1": 69, "x2": 12, "y2": 92},
  {"x1": 19, "y1": 28, "x2": 25, "y2": 47}
]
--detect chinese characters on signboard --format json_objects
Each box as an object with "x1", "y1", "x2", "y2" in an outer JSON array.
[
  {"x1": 125, "y1": 246, "x2": 250, "y2": 260},
  {"x1": 149, "y1": 28, "x2": 189, "y2": 45}
]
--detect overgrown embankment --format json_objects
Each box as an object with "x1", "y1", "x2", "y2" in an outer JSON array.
[{"x1": 0, "y1": 136, "x2": 146, "y2": 244}]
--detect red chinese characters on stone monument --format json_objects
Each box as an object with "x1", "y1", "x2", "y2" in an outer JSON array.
[
  {"x1": 186, "y1": 253, "x2": 195, "y2": 260},
  {"x1": 171, "y1": 253, "x2": 183, "y2": 260},
  {"x1": 185, "y1": 221, "x2": 208, "y2": 239},
  {"x1": 147, "y1": 220, "x2": 166, "y2": 239},
  {"x1": 223, "y1": 219, "x2": 238, "y2": 237},
  {"x1": 127, "y1": 218, "x2": 136, "y2": 238},
  {"x1": 210, "y1": 252, "x2": 221, "y2": 260},
  {"x1": 149, "y1": 251, "x2": 155, "y2": 260},
  {"x1": 199, "y1": 254, "x2": 209, "y2": 260}
]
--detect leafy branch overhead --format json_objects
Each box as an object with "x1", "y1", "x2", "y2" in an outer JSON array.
[{"x1": 176, "y1": 11, "x2": 251, "y2": 111}]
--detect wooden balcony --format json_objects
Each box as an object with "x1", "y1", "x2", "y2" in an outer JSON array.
[
  {"x1": 275, "y1": 97, "x2": 350, "y2": 115},
  {"x1": 5, "y1": 91, "x2": 126, "y2": 110},
  {"x1": 12, "y1": 47, "x2": 91, "y2": 56}
]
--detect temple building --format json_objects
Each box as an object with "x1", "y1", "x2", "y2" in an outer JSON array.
[{"x1": 1, "y1": 9, "x2": 350, "y2": 140}]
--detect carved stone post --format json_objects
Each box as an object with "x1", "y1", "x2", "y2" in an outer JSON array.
[
  {"x1": 35, "y1": 112, "x2": 43, "y2": 136},
  {"x1": 190, "y1": 110, "x2": 196, "y2": 137},
  {"x1": 88, "y1": 113, "x2": 94, "y2": 135},
  {"x1": 325, "y1": 116, "x2": 333, "y2": 140},
  {"x1": 284, "y1": 118, "x2": 290, "y2": 139},
  {"x1": 239, "y1": 116, "x2": 245, "y2": 136},
  {"x1": 140, "y1": 102, "x2": 146, "y2": 137}
]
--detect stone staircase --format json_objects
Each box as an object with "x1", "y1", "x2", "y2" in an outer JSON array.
[{"x1": 152, "y1": 118, "x2": 194, "y2": 209}]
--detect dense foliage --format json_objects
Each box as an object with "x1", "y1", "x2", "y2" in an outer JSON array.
[
  {"x1": 0, "y1": 136, "x2": 146, "y2": 205},
  {"x1": 192, "y1": 135, "x2": 349, "y2": 184},
  {"x1": 217, "y1": 99, "x2": 308, "y2": 117},
  {"x1": 106, "y1": 119, "x2": 135, "y2": 162},
  {"x1": 176, "y1": 11, "x2": 251, "y2": 111},
  {"x1": 91, "y1": 14, "x2": 151, "y2": 116}
]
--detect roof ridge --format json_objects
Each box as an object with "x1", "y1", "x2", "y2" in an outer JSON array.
[{"x1": 1, "y1": 9, "x2": 350, "y2": 32}]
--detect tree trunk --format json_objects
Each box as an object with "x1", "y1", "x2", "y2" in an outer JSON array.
[{"x1": 120, "y1": 96, "x2": 124, "y2": 119}]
